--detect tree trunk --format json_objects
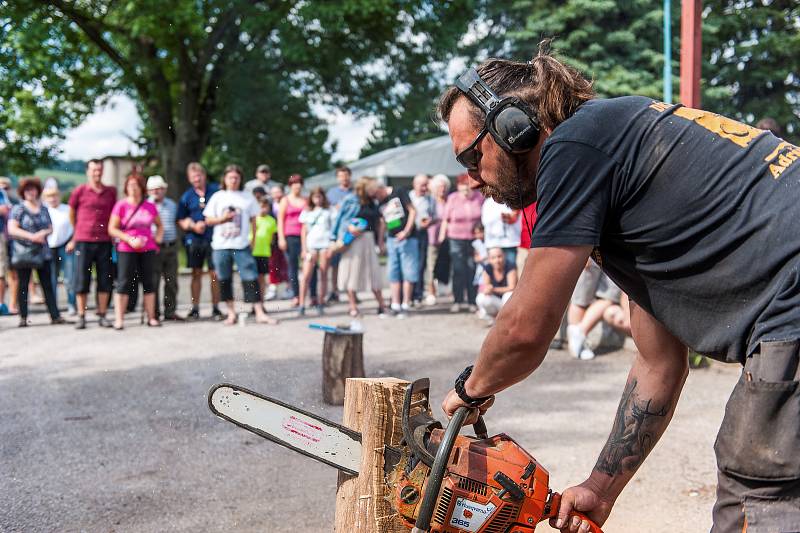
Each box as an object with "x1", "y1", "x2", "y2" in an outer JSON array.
[{"x1": 160, "y1": 140, "x2": 203, "y2": 200}]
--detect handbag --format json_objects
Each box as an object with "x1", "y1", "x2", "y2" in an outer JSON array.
[{"x1": 11, "y1": 239, "x2": 45, "y2": 269}]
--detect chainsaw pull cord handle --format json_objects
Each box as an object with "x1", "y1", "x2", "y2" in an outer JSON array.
[
  {"x1": 549, "y1": 492, "x2": 604, "y2": 533},
  {"x1": 412, "y1": 406, "x2": 470, "y2": 533}
]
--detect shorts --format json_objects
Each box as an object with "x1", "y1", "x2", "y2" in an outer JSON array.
[
  {"x1": 185, "y1": 239, "x2": 214, "y2": 270},
  {"x1": 73, "y1": 241, "x2": 113, "y2": 294},
  {"x1": 0, "y1": 233, "x2": 8, "y2": 277},
  {"x1": 571, "y1": 261, "x2": 621, "y2": 307},
  {"x1": 254, "y1": 256, "x2": 270, "y2": 275},
  {"x1": 386, "y1": 235, "x2": 420, "y2": 283}
]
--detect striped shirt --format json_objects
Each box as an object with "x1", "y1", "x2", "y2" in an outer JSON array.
[{"x1": 151, "y1": 196, "x2": 178, "y2": 243}]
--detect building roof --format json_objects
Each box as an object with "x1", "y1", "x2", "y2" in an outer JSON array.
[{"x1": 307, "y1": 135, "x2": 463, "y2": 188}]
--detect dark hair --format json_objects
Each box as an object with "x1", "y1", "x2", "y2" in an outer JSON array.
[
  {"x1": 86, "y1": 159, "x2": 103, "y2": 169},
  {"x1": 756, "y1": 117, "x2": 782, "y2": 137},
  {"x1": 287, "y1": 173, "x2": 303, "y2": 186},
  {"x1": 335, "y1": 166, "x2": 352, "y2": 175},
  {"x1": 472, "y1": 221, "x2": 484, "y2": 233},
  {"x1": 221, "y1": 164, "x2": 244, "y2": 190},
  {"x1": 123, "y1": 174, "x2": 147, "y2": 198},
  {"x1": 308, "y1": 186, "x2": 330, "y2": 209},
  {"x1": 258, "y1": 196, "x2": 273, "y2": 215},
  {"x1": 437, "y1": 40, "x2": 594, "y2": 133},
  {"x1": 17, "y1": 176, "x2": 43, "y2": 198}
]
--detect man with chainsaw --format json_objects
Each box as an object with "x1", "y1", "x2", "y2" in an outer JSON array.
[{"x1": 440, "y1": 41, "x2": 800, "y2": 533}]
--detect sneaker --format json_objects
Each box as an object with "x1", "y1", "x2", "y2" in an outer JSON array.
[
  {"x1": 549, "y1": 338, "x2": 564, "y2": 350},
  {"x1": 67, "y1": 305, "x2": 77, "y2": 316},
  {"x1": 476, "y1": 307, "x2": 488, "y2": 320},
  {"x1": 0, "y1": 303, "x2": 8, "y2": 315},
  {"x1": 296, "y1": 306, "x2": 306, "y2": 317},
  {"x1": 579, "y1": 347, "x2": 596, "y2": 361},
  {"x1": 395, "y1": 311, "x2": 407, "y2": 319},
  {"x1": 424, "y1": 294, "x2": 437, "y2": 306},
  {"x1": 211, "y1": 307, "x2": 225, "y2": 321},
  {"x1": 280, "y1": 287, "x2": 295, "y2": 300},
  {"x1": 390, "y1": 303, "x2": 402, "y2": 313},
  {"x1": 316, "y1": 304, "x2": 325, "y2": 316},
  {"x1": 187, "y1": 307, "x2": 200, "y2": 320},
  {"x1": 18, "y1": 317, "x2": 28, "y2": 327},
  {"x1": 97, "y1": 316, "x2": 113, "y2": 328},
  {"x1": 450, "y1": 303, "x2": 461, "y2": 313},
  {"x1": 377, "y1": 307, "x2": 387, "y2": 318},
  {"x1": 326, "y1": 292, "x2": 339, "y2": 303},
  {"x1": 467, "y1": 305, "x2": 477, "y2": 313},
  {"x1": 400, "y1": 303, "x2": 411, "y2": 313},
  {"x1": 566, "y1": 325, "x2": 586, "y2": 359},
  {"x1": 164, "y1": 314, "x2": 185, "y2": 322},
  {"x1": 76, "y1": 315, "x2": 86, "y2": 330},
  {"x1": 265, "y1": 285, "x2": 277, "y2": 301}
]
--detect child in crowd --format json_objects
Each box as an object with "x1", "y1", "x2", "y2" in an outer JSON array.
[
  {"x1": 297, "y1": 187, "x2": 332, "y2": 316},
  {"x1": 471, "y1": 221, "x2": 488, "y2": 287},
  {"x1": 251, "y1": 197, "x2": 277, "y2": 305},
  {"x1": 476, "y1": 247, "x2": 517, "y2": 323}
]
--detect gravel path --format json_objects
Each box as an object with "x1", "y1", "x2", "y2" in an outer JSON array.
[{"x1": 0, "y1": 285, "x2": 738, "y2": 532}]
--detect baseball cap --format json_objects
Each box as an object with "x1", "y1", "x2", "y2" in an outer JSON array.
[
  {"x1": 146, "y1": 175, "x2": 168, "y2": 190},
  {"x1": 256, "y1": 164, "x2": 271, "y2": 174}
]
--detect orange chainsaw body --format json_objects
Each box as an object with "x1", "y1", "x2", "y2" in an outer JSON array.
[{"x1": 393, "y1": 429, "x2": 555, "y2": 532}]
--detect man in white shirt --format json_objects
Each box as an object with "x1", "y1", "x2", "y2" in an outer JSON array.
[
  {"x1": 408, "y1": 174, "x2": 435, "y2": 305},
  {"x1": 481, "y1": 197, "x2": 522, "y2": 267}
]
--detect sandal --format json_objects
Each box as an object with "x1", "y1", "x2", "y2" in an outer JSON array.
[{"x1": 147, "y1": 319, "x2": 162, "y2": 327}]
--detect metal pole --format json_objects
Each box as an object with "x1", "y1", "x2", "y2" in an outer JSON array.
[
  {"x1": 664, "y1": 0, "x2": 672, "y2": 103},
  {"x1": 680, "y1": 0, "x2": 702, "y2": 108}
]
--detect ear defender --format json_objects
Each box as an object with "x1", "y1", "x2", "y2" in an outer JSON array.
[{"x1": 454, "y1": 67, "x2": 541, "y2": 154}]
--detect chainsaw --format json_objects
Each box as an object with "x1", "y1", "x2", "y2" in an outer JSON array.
[{"x1": 208, "y1": 378, "x2": 602, "y2": 533}]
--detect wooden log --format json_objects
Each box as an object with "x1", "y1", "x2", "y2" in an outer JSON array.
[
  {"x1": 322, "y1": 331, "x2": 365, "y2": 405},
  {"x1": 335, "y1": 378, "x2": 409, "y2": 533}
]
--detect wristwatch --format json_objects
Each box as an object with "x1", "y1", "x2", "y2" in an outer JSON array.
[{"x1": 454, "y1": 365, "x2": 492, "y2": 407}]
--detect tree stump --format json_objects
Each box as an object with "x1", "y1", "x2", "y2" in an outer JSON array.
[
  {"x1": 322, "y1": 330, "x2": 365, "y2": 405},
  {"x1": 334, "y1": 378, "x2": 410, "y2": 533}
]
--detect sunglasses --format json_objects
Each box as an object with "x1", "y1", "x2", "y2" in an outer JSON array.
[{"x1": 456, "y1": 128, "x2": 488, "y2": 170}]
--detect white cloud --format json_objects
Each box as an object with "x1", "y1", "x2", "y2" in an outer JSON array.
[
  {"x1": 59, "y1": 95, "x2": 143, "y2": 160},
  {"x1": 59, "y1": 95, "x2": 375, "y2": 163}
]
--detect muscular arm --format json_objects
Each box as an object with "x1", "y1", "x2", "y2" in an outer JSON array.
[
  {"x1": 464, "y1": 245, "x2": 593, "y2": 398},
  {"x1": 585, "y1": 302, "x2": 688, "y2": 502},
  {"x1": 552, "y1": 301, "x2": 689, "y2": 531}
]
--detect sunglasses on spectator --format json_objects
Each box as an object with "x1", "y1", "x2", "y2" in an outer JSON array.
[{"x1": 456, "y1": 128, "x2": 488, "y2": 170}]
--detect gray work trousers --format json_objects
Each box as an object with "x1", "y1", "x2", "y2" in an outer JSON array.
[{"x1": 711, "y1": 339, "x2": 800, "y2": 532}]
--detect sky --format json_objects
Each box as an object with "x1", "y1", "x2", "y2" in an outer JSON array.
[{"x1": 58, "y1": 94, "x2": 376, "y2": 164}]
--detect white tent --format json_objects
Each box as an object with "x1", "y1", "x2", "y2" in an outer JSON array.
[{"x1": 307, "y1": 135, "x2": 463, "y2": 189}]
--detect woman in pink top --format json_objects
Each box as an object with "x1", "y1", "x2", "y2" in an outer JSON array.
[
  {"x1": 439, "y1": 173, "x2": 484, "y2": 312},
  {"x1": 277, "y1": 173, "x2": 307, "y2": 305},
  {"x1": 108, "y1": 174, "x2": 164, "y2": 329}
]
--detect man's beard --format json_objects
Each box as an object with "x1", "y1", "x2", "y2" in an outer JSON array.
[{"x1": 478, "y1": 151, "x2": 537, "y2": 209}]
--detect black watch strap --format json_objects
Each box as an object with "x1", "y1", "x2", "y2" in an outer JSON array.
[{"x1": 454, "y1": 365, "x2": 491, "y2": 407}]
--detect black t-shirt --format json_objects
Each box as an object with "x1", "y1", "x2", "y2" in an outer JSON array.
[
  {"x1": 532, "y1": 96, "x2": 800, "y2": 363},
  {"x1": 379, "y1": 188, "x2": 414, "y2": 237},
  {"x1": 356, "y1": 201, "x2": 380, "y2": 233}
]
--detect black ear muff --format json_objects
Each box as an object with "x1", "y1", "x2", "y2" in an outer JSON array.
[
  {"x1": 489, "y1": 101, "x2": 540, "y2": 153},
  {"x1": 455, "y1": 67, "x2": 541, "y2": 155}
]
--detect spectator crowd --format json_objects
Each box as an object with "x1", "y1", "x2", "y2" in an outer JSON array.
[{"x1": 0, "y1": 160, "x2": 631, "y2": 359}]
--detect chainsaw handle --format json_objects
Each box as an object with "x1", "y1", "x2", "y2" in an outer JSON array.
[
  {"x1": 548, "y1": 493, "x2": 604, "y2": 533},
  {"x1": 413, "y1": 406, "x2": 470, "y2": 532}
]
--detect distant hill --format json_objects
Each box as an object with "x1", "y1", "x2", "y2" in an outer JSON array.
[{"x1": 34, "y1": 168, "x2": 84, "y2": 192}]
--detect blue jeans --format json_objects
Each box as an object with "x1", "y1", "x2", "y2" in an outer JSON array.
[
  {"x1": 412, "y1": 231, "x2": 428, "y2": 301},
  {"x1": 387, "y1": 236, "x2": 420, "y2": 283},
  {"x1": 50, "y1": 244, "x2": 75, "y2": 310},
  {"x1": 212, "y1": 248, "x2": 261, "y2": 303}
]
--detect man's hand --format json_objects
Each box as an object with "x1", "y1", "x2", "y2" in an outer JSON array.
[
  {"x1": 549, "y1": 480, "x2": 614, "y2": 533},
  {"x1": 65, "y1": 240, "x2": 75, "y2": 253},
  {"x1": 278, "y1": 236, "x2": 287, "y2": 251},
  {"x1": 194, "y1": 220, "x2": 207, "y2": 234},
  {"x1": 395, "y1": 229, "x2": 407, "y2": 241},
  {"x1": 441, "y1": 389, "x2": 494, "y2": 426}
]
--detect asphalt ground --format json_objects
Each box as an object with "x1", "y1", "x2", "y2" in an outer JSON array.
[{"x1": 0, "y1": 277, "x2": 739, "y2": 532}]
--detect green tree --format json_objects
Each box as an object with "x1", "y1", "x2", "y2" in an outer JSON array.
[
  {"x1": 2, "y1": 0, "x2": 476, "y2": 189},
  {"x1": 703, "y1": 0, "x2": 800, "y2": 141}
]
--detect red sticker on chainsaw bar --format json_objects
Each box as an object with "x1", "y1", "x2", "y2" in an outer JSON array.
[{"x1": 282, "y1": 415, "x2": 324, "y2": 445}]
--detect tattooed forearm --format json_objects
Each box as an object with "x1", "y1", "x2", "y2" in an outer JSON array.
[{"x1": 594, "y1": 378, "x2": 668, "y2": 477}]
